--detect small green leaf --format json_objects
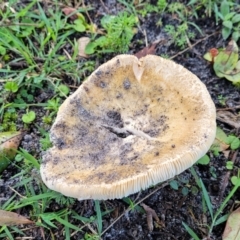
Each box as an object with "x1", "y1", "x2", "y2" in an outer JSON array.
[
  {"x1": 58, "y1": 84, "x2": 70, "y2": 97},
  {"x1": 223, "y1": 21, "x2": 232, "y2": 29},
  {"x1": 197, "y1": 155, "x2": 210, "y2": 165},
  {"x1": 4, "y1": 82, "x2": 19, "y2": 93},
  {"x1": 203, "y1": 52, "x2": 213, "y2": 62},
  {"x1": 227, "y1": 136, "x2": 240, "y2": 150},
  {"x1": 224, "y1": 12, "x2": 236, "y2": 21},
  {"x1": 210, "y1": 166, "x2": 217, "y2": 179},
  {"x1": 0, "y1": 45, "x2": 6, "y2": 55},
  {"x1": 170, "y1": 180, "x2": 179, "y2": 190},
  {"x1": 231, "y1": 176, "x2": 240, "y2": 186},
  {"x1": 15, "y1": 153, "x2": 24, "y2": 162},
  {"x1": 200, "y1": 179, "x2": 213, "y2": 220},
  {"x1": 178, "y1": 176, "x2": 189, "y2": 184},
  {"x1": 73, "y1": 19, "x2": 86, "y2": 32},
  {"x1": 226, "y1": 161, "x2": 233, "y2": 170},
  {"x1": 191, "y1": 186, "x2": 199, "y2": 195},
  {"x1": 222, "y1": 27, "x2": 232, "y2": 40},
  {"x1": 85, "y1": 41, "x2": 97, "y2": 54},
  {"x1": 45, "y1": 98, "x2": 60, "y2": 112},
  {"x1": 220, "y1": 0, "x2": 229, "y2": 17},
  {"x1": 22, "y1": 111, "x2": 36, "y2": 124},
  {"x1": 58, "y1": 56, "x2": 66, "y2": 61},
  {"x1": 181, "y1": 187, "x2": 189, "y2": 196},
  {"x1": 232, "y1": 14, "x2": 240, "y2": 23},
  {"x1": 232, "y1": 31, "x2": 240, "y2": 42},
  {"x1": 230, "y1": 138, "x2": 240, "y2": 150}
]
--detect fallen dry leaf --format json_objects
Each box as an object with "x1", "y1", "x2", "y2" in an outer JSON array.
[
  {"x1": 141, "y1": 203, "x2": 161, "y2": 231},
  {"x1": 62, "y1": 7, "x2": 80, "y2": 20},
  {"x1": 211, "y1": 127, "x2": 230, "y2": 154},
  {"x1": 212, "y1": 139, "x2": 229, "y2": 152},
  {"x1": 0, "y1": 131, "x2": 23, "y2": 173},
  {"x1": 0, "y1": 210, "x2": 33, "y2": 226},
  {"x1": 223, "y1": 150, "x2": 231, "y2": 159},
  {"x1": 134, "y1": 39, "x2": 168, "y2": 59},
  {"x1": 3, "y1": 2, "x2": 16, "y2": 13},
  {"x1": 222, "y1": 207, "x2": 240, "y2": 240},
  {"x1": 134, "y1": 43, "x2": 158, "y2": 59},
  {"x1": 77, "y1": 37, "x2": 91, "y2": 58},
  {"x1": 217, "y1": 111, "x2": 240, "y2": 129}
]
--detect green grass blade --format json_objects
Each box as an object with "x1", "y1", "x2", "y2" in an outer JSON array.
[
  {"x1": 0, "y1": 29, "x2": 35, "y2": 65},
  {"x1": 11, "y1": 192, "x2": 59, "y2": 209},
  {"x1": 182, "y1": 222, "x2": 200, "y2": 240},
  {"x1": 55, "y1": 216, "x2": 82, "y2": 231},
  {"x1": 41, "y1": 215, "x2": 58, "y2": 228},
  {"x1": 122, "y1": 197, "x2": 144, "y2": 213},
  {"x1": 94, "y1": 200, "x2": 102, "y2": 235},
  {"x1": 1, "y1": 194, "x2": 16, "y2": 210},
  {"x1": 4, "y1": 227, "x2": 14, "y2": 240},
  {"x1": 16, "y1": 0, "x2": 37, "y2": 18},
  {"x1": 200, "y1": 179, "x2": 213, "y2": 220},
  {"x1": 188, "y1": 21, "x2": 203, "y2": 35},
  {"x1": 215, "y1": 213, "x2": 230, "y2": 226},
  {"x1": 65, "y1": 214, "x2": 70, "y2": 240},
  {"x1": 13, "y1": 177, "x2": 33, "y2": 188},
  {"x1": 189, "y1": 167, "x2": 201, "y2": 188},
  {"x1": 209, "y1": 180, "x2": 240, "y2": 235},
  {"x1": 9, "y1": 226, "x2": 25, "y2": 236},
  {"x1": 18, "y1": 148, "x2": 40, "y2": 169}
]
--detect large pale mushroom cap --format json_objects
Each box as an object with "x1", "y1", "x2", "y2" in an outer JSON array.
[{"x1": 40, "y1": 55, "x2": 216, "y2": 200}]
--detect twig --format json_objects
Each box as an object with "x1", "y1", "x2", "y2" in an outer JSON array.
[
  {"x1": 100, "y1": 0, "x2": 110, "y2": 14},
  {"x1": 100, "y1": 182, "x2": 169, "y2": 236},
  {"x1": 15, "y1": 237, "x2": 34, "y2": 239},
  {"x1": 143, "y1": 29, "x2": 148, "y2": 47},
  {"x1": 9, "y1": 186, "x2": 27, "y2": 199},
  {"x1": 185, "y1": 33, "x2": 193, "y2": 49},
  {"x1": 81, "y1": 1, "x2": 94, "y2": 26},
  {"x1": 8, "y1": 61, "x2": 29, "y2": 68},
  {"x1": 217, "y1": 105, "x2": 240, "y2": 111},
  {"x1": 216, "y1": 111, "x2": 240, "y2": 129},
  {"x1": 66, "y1": 84, "x2": 79, "y2": 89},
  {"x1": 0, "y1": 23, "x2": 40, "y2": 27},
  {"x1": 216, "y1": 116, "x2": 240, "y2": 129},
  {"x1": 63, "y1": 48, "x2": 72, "y2": 60},
  {"x1": 218, "y1": 150, "x2": 239, "y2": 204},
  {"x1": 170, "y1": 31, "x2": 220, "y2": 60},
  {"x1": 86, "y1": 223, "x2": 98, "y2": 235}
]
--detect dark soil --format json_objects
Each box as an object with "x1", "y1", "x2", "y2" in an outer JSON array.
[{"x1": 1, "y1": 1, "x2": 240, "y2": 240}]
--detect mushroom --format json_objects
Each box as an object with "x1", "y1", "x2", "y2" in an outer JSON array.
[{"x1": 40, "y1": 55, "x2": 216, "y2": 200}]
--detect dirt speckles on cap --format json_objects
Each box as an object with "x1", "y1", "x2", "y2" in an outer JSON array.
[{"x1": 123, "y1": 78, "x2": 131, "y2": 89}]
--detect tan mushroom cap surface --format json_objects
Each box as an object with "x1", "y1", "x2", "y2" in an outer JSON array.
[{"x1": 40, "y1": 55, "x2": 216, "y2": 200}]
